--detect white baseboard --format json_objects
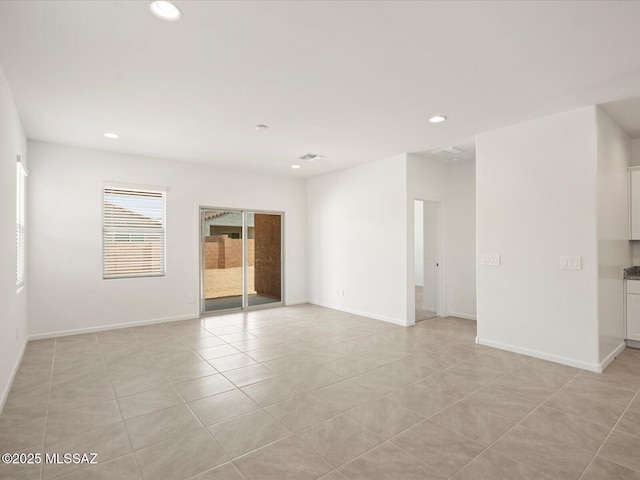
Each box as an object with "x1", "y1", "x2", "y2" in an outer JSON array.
[
  {"x1": 28, "y1": 314, "x2": 199, "y2": 340},
  {"x1": 598, "y1": 342, "x2": 627, "y2": 373},
  {"x1": 477, "y1": 337, "x2": 600, "y2": 372},
  {"x1": 0, "y1": 338, "x2": 28, "y2": 415},
  {"x1": 446, "y1": 311, "x2": 477, "y2": 321},
  {"x1": 310, "y1": 301, "x2": 408, "y2": 326}
]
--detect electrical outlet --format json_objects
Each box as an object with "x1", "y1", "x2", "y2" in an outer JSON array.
[
  {"x1": 560, "y1": 256, "x2": 582, "y2": 270},
  {"x1": 187, "y1": 294, "x2": 194, "y2": 304},
  {"x1": 337, "y1": 289, "x2": 345, "y2": 297},
  {"x1": 480, "y1": 254, "x2": 501, "y2": 266}
]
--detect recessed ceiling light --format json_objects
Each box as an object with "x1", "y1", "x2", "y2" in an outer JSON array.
[
  {"x1": 429, "y1": 115, "x2": 447, "y2": 123},
  {"x1": 150, "y1": 1, "x2": 181, "y2": 21},
  {"x1": 255, "y1": 124, "x2": 269, "y2": 130},
  {"x1": 104, "y1": 132, "x2": 119, "y2": 139},
  {"x1": 291, "y1": 164, "x2": 301, "y2": 169}
]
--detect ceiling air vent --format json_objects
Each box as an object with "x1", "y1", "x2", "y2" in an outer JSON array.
[
  {"x1": 440, "y1": 146, "x2": 464, "y2": 155},
  {"x1": 299, "y1": 153, "x2": 324, "y2": 161}
]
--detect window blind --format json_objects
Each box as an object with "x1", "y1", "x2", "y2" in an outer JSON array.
[
  {"x1": 102, "y1": 186, "x2": 166, "y2": 278},
  {"x1": 16, "y1": 161, "x2": 26, "y2": 287}
]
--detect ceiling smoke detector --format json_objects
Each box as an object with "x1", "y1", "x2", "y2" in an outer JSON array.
[{"x1": 299, "y1": 153, "x2": 324, "y2": 162}]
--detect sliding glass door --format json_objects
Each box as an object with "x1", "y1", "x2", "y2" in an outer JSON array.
[
  {"x1": 201, "y1": 209, "x2": 244, "y2": 312},
  {"x1": 200, "y1": 208, "x2": 282, "y2": 314},
  {"x1": 249, "y1": 213, "x2": 282, "y2": 307}
]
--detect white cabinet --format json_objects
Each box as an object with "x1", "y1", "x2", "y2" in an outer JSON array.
[
  {"x1": 629, "y1": 168, "x2": 640, "y2": 240},
  {"x1": 626, "y1": 280, "x2": 640, "y2": 341}
]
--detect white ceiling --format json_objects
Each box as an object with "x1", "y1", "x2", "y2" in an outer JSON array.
[{"x1": 1, "y1": 1, "x2": 640, "y2": 177}]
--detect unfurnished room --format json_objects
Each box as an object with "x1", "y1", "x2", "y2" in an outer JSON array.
[{"x1": 1, "y1": 1, "x2": 640, "y2": 479}]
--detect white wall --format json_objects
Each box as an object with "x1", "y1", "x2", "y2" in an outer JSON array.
[
  {"x1": 307, "y1": 154, "x2": 408, "y2": 325},
  {"x1": 0, "y1": 65, "x2": 28, "y2": 410},
  {"x1": 444, "y1": 161, "x2": 477, "y2": 319},
  {"x1": 407, "y1": 154, "x2": 477, "y2": 322},
  {"x1": 477, "y1": 107, "x2": 600, "y2": 370},
  {"x1": 632, "y1": 139, "x2": 640, "y2": 167},
  {"x1": 27, "y1": 141, "x2": 307, "y2": 336},
  {"x1": 414, "y1": 200, "x2": 423, "y2": 286},
  {"x1": 596, "y1": 108, "x2": 631, "y2": 364}
]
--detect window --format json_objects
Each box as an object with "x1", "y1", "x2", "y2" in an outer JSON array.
[
  {"x1": 16, "y1": 157, "x2": 26, "y2": 287},
  {"x1": 102, "y1": 186, "x2": 166, "y2": 278}
]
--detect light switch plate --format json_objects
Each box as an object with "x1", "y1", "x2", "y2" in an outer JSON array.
[
  {"x1": 560, "y1": 256, "x2": 582, "y2": 270},
  {"x1": 480, "y1": 254, "x2": 501, "y2": 266}
]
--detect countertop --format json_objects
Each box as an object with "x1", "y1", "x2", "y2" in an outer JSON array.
[{"x1": 624, "y1": 266, "x2": 640, "y2": 280}]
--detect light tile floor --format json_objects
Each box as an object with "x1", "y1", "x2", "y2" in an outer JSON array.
[{"x1": 1, "y1": 304, "x2": 640, "y2": 480}]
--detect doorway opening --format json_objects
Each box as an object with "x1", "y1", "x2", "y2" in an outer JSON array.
[
  {"x1": 200, "y1": 208, "x2": 283, "y2": 314},
  {"x1": 414, "y1": 199, "x2": 442, "y2": 321}
]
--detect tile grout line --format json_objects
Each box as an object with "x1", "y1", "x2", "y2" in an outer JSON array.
[
  {"x1": 373, "y1": 362, "x2": 581, "y2": 480},
  {"x1": 186, "y1": 316, "x2": 412, "y2": 476},
  {"x1": 106, "y1": 325, "x2": 231, "y2": 479},
  {"x1": 97, "y1": 331, "x2": 145, "y2": 480},
  {"x1": 6, "y1": 310, "x2": 390, "y2": 479},
  {"x1": 40, "y1": 337, "x2": 57, "y2": 480},
  {"x1": 8, "y1": 320, "x2": 516, "y2": 478},
  {"x1": 46, "y1": 333, "x2": 118, "y2": 479},
  {"x1": 293, "y1": 349, "x2": 509, "y2": 478},
  {"x1": 446, "y1": 367, "x2": 583, "y2": 479},
  {"x1": 196, "y1": 314, "x2": 363, "y2": 476},
  {"x1": 8, "y1": 311, "x2": 639, "y2": 480},
  {"x1": 139, "y1": 323, "x2": 242, "y2": 480},
  {"x1": 577, "y1": 388, "x2": 640, "y2": 479},
  {"x1": 281, "y1": 335, "x2": 524, "y2": 476},
  {"x1": 165, "y1": 323, "x2": 252, "y2": 480},
  {"x1": 448, "y1": 367, "x2": 584, "y2": 479}
]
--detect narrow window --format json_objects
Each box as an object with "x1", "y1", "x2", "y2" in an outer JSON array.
[
  {"x1": 16, "y1": 157, "x2": 26, "y2": 287},
  {"x1": 102, "y1": 186, "x2": 166, "y2": 278}
]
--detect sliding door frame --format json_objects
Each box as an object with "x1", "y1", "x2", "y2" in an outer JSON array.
[{"x1": 198, "y1": 206, "x2": 285, "y2": 317}]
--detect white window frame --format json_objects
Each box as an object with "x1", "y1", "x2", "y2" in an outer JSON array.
[
  {"x1": 16, "y1": 156, "x2": 26, "y2": 288},
  {"x1": 102, "y1": 184, "x2": 167, "y2": 279}
]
